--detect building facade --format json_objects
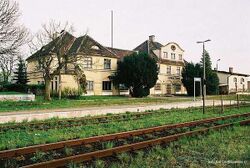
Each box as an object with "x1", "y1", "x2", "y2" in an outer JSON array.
[
  {"x1": 134, "y1": 35, "x2": 186, "y2": 95},
  {"x1": 26, "y1": 32, "x2": 186, "y2": 96},
  {"x1": 216, "y1": 67, "x2": 249, "y2": 94}
]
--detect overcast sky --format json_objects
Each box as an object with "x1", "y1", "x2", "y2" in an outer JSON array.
[{"x1": 18, "y1": 0, "x2": 250, "y2": 75}]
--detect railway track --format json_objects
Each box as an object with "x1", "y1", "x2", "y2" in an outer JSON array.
[
  {"x1": 0, "y1": 112, "x2": 249, "y2": 168},
  {"x1": 0, "y1": 111, "x2": 157, "y2": 132},
  {"x1": 1, "y1": 103, "x2": 249, "y2": 132}
]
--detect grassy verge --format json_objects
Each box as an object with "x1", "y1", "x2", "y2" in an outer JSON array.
[
  {"x1": 0, "y1": 106, "x2": 249, "y2": 150},
  {"x1": 0, "y1": 95, "x2": 191, "y2": 113},
  {"x1": 207, "y1": 94, "x2": 250, "y2": 101},
  {"x1": 97, "y1": 126, "x2": 249, "y2": 168}
]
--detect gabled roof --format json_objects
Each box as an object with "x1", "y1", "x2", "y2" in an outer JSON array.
[
  {"x1": 164, "y1": 42, "x2": 185, "y2": 52},
  {"x1": 27, "y1": 31, "x2": 76, "y2": 61}
]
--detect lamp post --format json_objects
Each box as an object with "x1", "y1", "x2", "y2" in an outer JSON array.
[
  {"x1": 197, "y1": 39, "x2": 211, "y2": 114},
  {"x1": 216, "y1": 59, "x2": 221, "y2": 71}
]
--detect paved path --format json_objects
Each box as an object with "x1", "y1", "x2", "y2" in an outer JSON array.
[{"x1": 0, "y1": 100, "x2": 237, "y2": 124}]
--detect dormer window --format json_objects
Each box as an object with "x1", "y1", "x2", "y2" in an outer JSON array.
[{"x1": 91, "y1": 45, "x2": 99, "y2": 50}]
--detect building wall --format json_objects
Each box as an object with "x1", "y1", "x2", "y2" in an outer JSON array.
[
  {"x1": 217, "y1": 72, "x2": 228, "y2": 85},
  {"x1": 217, "y1": 72, "x2": 248, "y2": 93},
  {"x1": 150, "y1": 42, "x2": 185, "y2": 95},
  {"x1": 228, "y1": 75, "x2": 248, "y2": 92},
  {"x1": 160, "y1": 42, "x2": 184, "y2": 61}
]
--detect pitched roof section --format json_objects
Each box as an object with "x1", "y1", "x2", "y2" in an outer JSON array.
[
  {"x1": 106, "y1": 47, "x2": 134, "y2": 59},
  {"x1": 26, "y1": 32, "x2": 130, "y2": 60},
  {"x1": 67, "y1": 35, "x2": 117, "y2": 58},
  {"x1": 27, "y1": 31, "x2": 76, "y2": 60},
  {"x1": 133, "y1": 40, "x2": 163, "y2": 60},
  {"x1": 215, "y1": 70, "x2": 249, "y2": 77},
  {"x1": 134, "y1": 40, "x2": 163, "y2": 54}
]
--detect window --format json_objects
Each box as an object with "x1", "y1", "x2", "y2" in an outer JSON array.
[
  {"x1": 233, "y1": 77, "x2": 237, "y2": 83},
  {"x1": 104, "y1": 59, "x2": 111, "y2": 69},
  {"x1": 177, "y1": 67, "x2": 181, "y2": 75},
  {"x1": 37, "y1": 81, "x2": 40, "y2": 84},
  {"x1": 86, "y1": 81, "x2": 94, "y2": 91},
  {"x1": 171, "y1": 53, "x2": 175, "y2": 60},
  {"x1": 174, "y1": 84, "x2": 181, "y2": 92},
  {"x1": 154, "y1": 83, "x2": 161, "y2": 90},
  {"x1": 179, "y1": 54, "x2": 182, "y2": 60},
  {"x1": 102, "y1": 81, "x2": 112, "y2": 90},
  {"x1": 83, "y1": 57, "x2": 92, "y2": 68},
  {"x1": 241, "y1": 78, "x2": 244, "y2": 84},
  {"x1": 167, "y1": 66, "x2": 171, "y2": 75},
  {"x1": 163, "y1": 52, "x2": 168, "y2": 58}
]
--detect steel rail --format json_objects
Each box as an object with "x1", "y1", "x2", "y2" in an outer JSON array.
[
  {"x1": 21, "y1": 119, "x2": 250, "y2": 168},
  {"x1": 0, "y1": 112, "x2": 249, "y2": 159}
]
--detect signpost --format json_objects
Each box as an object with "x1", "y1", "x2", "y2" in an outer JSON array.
[{"x1": 194, "y1": 77, "x2": 202, "y2": 101}]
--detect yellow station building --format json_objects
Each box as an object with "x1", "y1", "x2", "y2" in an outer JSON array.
[{"x1": 26, "y1": 32, "x2": 186, "y2": 96}]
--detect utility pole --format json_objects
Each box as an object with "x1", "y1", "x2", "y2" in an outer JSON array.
[
  {"x1": 197, "y1": 39, "x2": 211, "y2": 114},
  {"x1": 111, "y1": 10, "x2": 113, "y2": 48}
]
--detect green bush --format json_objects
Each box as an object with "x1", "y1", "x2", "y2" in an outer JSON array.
[{"x1": 61, "y1": 87, "x2": 83, "y2": 99}]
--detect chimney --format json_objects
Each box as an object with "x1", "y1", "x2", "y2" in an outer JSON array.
[
  {"x1": 149, "y1": 35, "x2": 155, "y2": 42},
  {"x1": 229, "y1": 67, "x2": 233, "y2": 73}
]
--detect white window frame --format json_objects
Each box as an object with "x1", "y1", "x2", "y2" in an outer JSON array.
[
  {"x1": 179, "y1": 54, "x2": 182, "y2": 60},
  {"x1": 163, "y1": 52, "x2": 168, "y2": 58},
  {"x1": 86, "y1": 81, "x2": 94, "y2": 91},
  {"x1": 171, "y1": 53, "x2": 175, "y2": 60},
  {"x1": 83, "y1": 57, "x2": 92, "y2": 69},
  {"x1": 104, "y1": 59, "x2": 111, "y2": 69},
  {"x1": 177, "y1": 67, "x2": 181, "y2": 75}
]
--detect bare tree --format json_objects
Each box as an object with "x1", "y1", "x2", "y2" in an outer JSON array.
[
  {"x1": 0, "y1": 0, "x2": 29, "y2": 83},
  {"x1": 29, "y1": 20, "x2": 75, "y2": 100}
]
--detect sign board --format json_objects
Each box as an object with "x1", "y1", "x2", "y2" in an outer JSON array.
[
  {"x1": 194, "y1": 77, "x2": 201, "y2": 82},
  {"x1": 194, "y1": 77, "x2": 202, "y2": 101}
]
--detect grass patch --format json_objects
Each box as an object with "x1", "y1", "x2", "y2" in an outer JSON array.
[
  {"x1": 0, "y1": 106, "x2": 249, "y2": 150},
  {"x1": 106, "y1": 126, "x2": 249, "y2": 168},
  {"x1": 0, "y1": 95, "x2": 192, "y2": 113}
]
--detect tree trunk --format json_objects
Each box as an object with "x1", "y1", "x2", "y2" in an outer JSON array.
[
  {"x1": 58, "y1": 71, "x2": 62, "y2": 100},
  {"x1": 45, "y1": 78, "x2": 52, "y2": 101}
]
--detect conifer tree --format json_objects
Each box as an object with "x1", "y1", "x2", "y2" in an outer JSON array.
[
  {"x1": 14, "y1": 57, "x2": 29, "y2": 84},
  {"x1": 114, "y1": 52, "x2": 158, "y2": 97}
]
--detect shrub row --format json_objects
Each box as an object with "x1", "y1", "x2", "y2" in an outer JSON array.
[{"x1": 0, "y1": 84, "x2": 45, "y2": 95}]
